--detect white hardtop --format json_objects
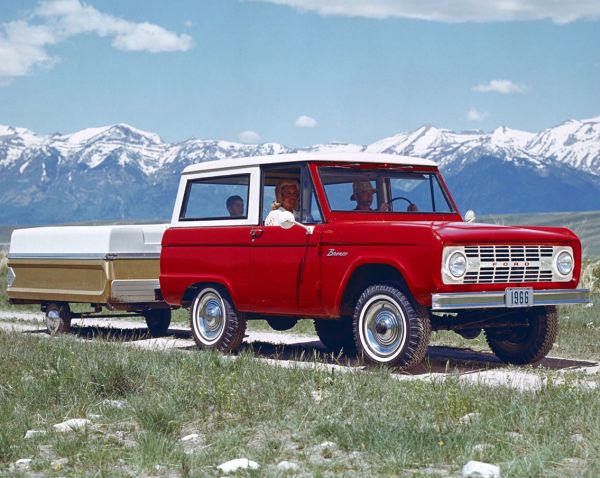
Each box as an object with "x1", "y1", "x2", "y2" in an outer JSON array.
[
  {"x1": 9, "y1": 224, "x2": 168, "y2": 258},
  {"x1": 182, "y1": 152, "x2": 437, "y2": 175}
]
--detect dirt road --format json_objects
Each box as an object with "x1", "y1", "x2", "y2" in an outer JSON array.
[{"x1": 1, "y1": 310, "x2": 598, "y2": 392}]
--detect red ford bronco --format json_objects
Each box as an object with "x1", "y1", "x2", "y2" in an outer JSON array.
[{"x1": 159, "y1": 152, "x2": 590, "y2": 370}]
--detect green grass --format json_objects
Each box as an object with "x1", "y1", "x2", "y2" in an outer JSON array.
[{"x1": 0, "y1": 331, "x2": 599, "y2": 477}]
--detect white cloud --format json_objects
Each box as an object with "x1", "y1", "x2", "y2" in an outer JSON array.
[
  {"x1": 238, "y1": 130, "x2": 261, "y2": 143},
  {"x1": 252, "y1": 0, "x2": 600, "y2": 24},
  {"x1": 295, "y1": 115, "x2": 317, "y2": 128},
  {"x1": 0, "y1": 0, "x2": 192, "y2": 84},
  {"x1": 184, "y1": 20, "x2": 193, "y2": 28},
  {"x1": 473, "y1": 79, "x2": 527, "y2": 94},
  {"x1": 467, "y1": 108, "x2": 489, "y2": 121}
]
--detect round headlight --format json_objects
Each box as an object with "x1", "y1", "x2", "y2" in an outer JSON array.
[
  {"x1": 556, "y1": 250, "x2": 573, "y2": 276},
  {"x1": 448, "y1": 251, "x2": 467, "y2": 278}
]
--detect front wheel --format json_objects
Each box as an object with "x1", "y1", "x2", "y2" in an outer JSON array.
[
  {"x1": 143, "y1": 309, "x2": 172, "y2": 337},
  {"x1": 353, "y1": 285, "x2": 430, "y2": 370},
  {"x1": 189, "y1": 287, "x2": 246, "y2": 353},
  {"x1": 484, "y1": 306, "x2": 558, "y2": 365}
]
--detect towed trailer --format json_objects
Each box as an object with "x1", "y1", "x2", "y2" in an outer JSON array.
[{"x1": 6, "y1": 224, "x2": 172, "y2": 335}]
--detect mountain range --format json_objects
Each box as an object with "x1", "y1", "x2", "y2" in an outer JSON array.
[{"x1": 1, "y1": 117, "x2": 599, "y2": 225}]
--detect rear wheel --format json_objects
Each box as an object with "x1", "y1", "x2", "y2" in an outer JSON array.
[
  {"x1": 484, "y1": 306, "x2": 558, "y2": 365},
  {"x1": 353, "y1": 284, "x2": 430, "y2": 370},
  {"x1": 190, "y1": 287, "x2": 246, "y2": 352},
  {"x1": 314, "y1": 317, "x2": 356, "y2": 354},
  {"x1": 143, "y1": 309, "x2": 172, "y2": 337},
  {"x1": 45, "y1": 302, "x2": 71, "y2": 335}
]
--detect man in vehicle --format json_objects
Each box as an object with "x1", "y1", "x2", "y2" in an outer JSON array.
[{"x1": 226, "y1": 195, "x2": 244, "y2": 217}]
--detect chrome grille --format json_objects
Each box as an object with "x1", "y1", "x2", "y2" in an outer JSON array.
[{"x1": 447, "y1": 245, "x2": 559, "y2": 284}]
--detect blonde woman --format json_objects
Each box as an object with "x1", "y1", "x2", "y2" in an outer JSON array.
[{"x1": 265, "y1": 179, "x2": 300, "y2": 226}]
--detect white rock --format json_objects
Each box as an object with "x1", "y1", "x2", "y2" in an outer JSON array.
[
  {"x1": 277, "y1": 460, "x2": 300, "y2": 471},
  {"x1": 319, "y1": 441, "x2": 336, "y2": 449},
  {"x1": 52, "y1": 458, "x2": 69, "y2": 469},
  {"x1": 87, "y1": 414, "x2": 102, "y2": 420},
  {"x1": 311, "y1": 390, "x2": 323, "y2": 402},
  {"x1": 571, "y1": 433, "x2": 585, "y2": 444},
  {"x1": 15, "y1": 458, "x2": 32, "y2": 469},
  {"x1": 217, "y1": 458, "x2": 260, "y2": 473},
  {"x1": 462, "y1": 460, "x2": 500, "y2": 478},
  {"x1": 53, "y1": 418, "x2": 91, "y2": 432},
  {"x1": 24, "y1": 429, "x2": 47, "y2": 439},
  {"x1": 460, "y1": 412, "x2": 481, "y2": 425},
  {"x1": 505, "y1": 431, "x2": 523, "y2": 440},
  {"x1": 180, "y1": 433, "x2": 200, "y2": 442},
  {"x1": 101, "y1": 399, "x2": 127, "y2": 409}
]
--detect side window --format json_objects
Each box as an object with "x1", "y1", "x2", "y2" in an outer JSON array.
[
  {"x1": 260, "y1": 165, "x2": 322, "y2": 225},
  {"x1": 180, "y1": 174, "x2": 249, "y2": 221}
]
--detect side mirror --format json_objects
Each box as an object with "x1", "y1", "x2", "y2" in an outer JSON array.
[
  {"x1": 279, "y1": 210, "x2": 314, "y2": 235},
  {"x1": 464, "y1": 210, "x2": 476, "y2": 223}
]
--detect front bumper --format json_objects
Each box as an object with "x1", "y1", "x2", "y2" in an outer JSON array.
[{"x1": 431, "y1": 288, "x2": 591, "y2": 311}]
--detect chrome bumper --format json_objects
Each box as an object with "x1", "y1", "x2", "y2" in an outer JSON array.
[{"x1": 431, "y1": 288, "x2": 591, "y2": 311}]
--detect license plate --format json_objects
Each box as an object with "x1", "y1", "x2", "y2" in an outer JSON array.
[{"x1": 505, "y1": 288, "x2": 533, "y2": 308}]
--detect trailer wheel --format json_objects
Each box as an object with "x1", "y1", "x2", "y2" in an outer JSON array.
[
  {"x1": 45, "y1": 302, "x2": 72, "y2": 335},
  {"x1": 143, "y1": 309, "x2": 172, "y2": 337},
  {"x1": 190, "y1": 287, "x2": 246, "y2": 353},
  {"x1": 484, "y1": 306, "x2": 558, "y2": 365},
  {"x1": 353, "y1": 284, "x2": 430, "y2": 370}
]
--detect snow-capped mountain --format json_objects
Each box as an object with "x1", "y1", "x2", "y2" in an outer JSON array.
[{"x1": 0, "y1": 117, "x2": 599, "y2": 225}]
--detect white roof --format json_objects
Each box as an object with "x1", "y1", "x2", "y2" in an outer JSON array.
[
  {"x1": 9, "y1": 224, "x2": 167, "y2": 258},
  {"x1": 182, "y1": 152, "x2": 437, "y2": 175}
]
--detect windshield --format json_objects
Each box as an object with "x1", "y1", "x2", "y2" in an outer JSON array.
[{"x1": 318, "y1": 166, "x2": 454, "y2": 214}]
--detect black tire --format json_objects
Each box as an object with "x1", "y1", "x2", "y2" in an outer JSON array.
[
  {"x1": 45, "y1": 302, "x2": 72, "y2": 335},
  {"x1": 484, "y1": 306, "x2": 558, "y2": 365},
  {"x1": 266, "y1": 317, "x2": 298, "y2": 331},
  {"x1": 314, "y1": 318, "x2": 356, "y2": 354},
  {"x1": 143, "y1": 309, "x2": 172, "y2": 337},
  {"x1": 352, "y1": 284, "x2": 430, "y2": 370},
  {"x1": 189, "y1": 287, "x2": 246, "y2": 352}
]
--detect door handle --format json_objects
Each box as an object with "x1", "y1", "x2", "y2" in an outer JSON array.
[{"x1": 251, "y1": 228, "x2": 265, "y2": 239}]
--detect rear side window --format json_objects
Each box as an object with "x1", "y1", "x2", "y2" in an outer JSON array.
[{"x1": 180, "y1": 174, "x2": 250, "y2": 221}]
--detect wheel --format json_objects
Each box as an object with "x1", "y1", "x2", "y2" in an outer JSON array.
[
  {"x1": 484, "y1": 306, "x2": 558, "y2": 365},
  {"x1": 189, "y1": 287, "x2": 246, "y2": 352},
  {"x1": 266, "y1": 317, "x2": 298, "y2": 331},
  {"x1": 314, "y1": 318, "x2": 356, "y2": 354},
  {"x1": 352, "y1": 285, "x2": 430, "y2": 369},
  {"x1": 143, "y1": 309, "x2": 172, "y2": 337},
  {"x1": 45, "y1": 302, "x2": 71, "y2": 335}
]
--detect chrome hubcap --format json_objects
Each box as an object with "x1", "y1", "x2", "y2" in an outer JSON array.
[
  {"x1": 361, "y1": 296, "x2": 406, "y2": 360},
  {"x1": 194, "y1": 291, "x2": 225, "y2": 344}
]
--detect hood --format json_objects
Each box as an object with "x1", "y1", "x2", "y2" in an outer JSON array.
[{"x1": 431, "y1": 221, "x2": 578, "y2": 244}]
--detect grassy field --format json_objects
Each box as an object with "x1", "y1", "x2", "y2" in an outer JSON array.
[
  {"x1": 0, "y1": 331, "x2": 599, "y2": 477},
  {"x1": 1, "y1": 227, "x2": 600, "y2": 476}
]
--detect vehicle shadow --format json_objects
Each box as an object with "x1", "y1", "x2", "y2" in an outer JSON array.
[{"x1": 66, "y1": 324, "x2": 598, "y2": 375}]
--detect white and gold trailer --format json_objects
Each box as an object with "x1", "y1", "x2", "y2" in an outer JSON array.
[{"x1": 6, "y1": 224, "x2": 172, "y2": 335}]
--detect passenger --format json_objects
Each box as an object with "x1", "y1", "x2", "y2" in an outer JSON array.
[
  {"x1": 265, "y1": 179, "x2": 300, "y2": 226},
  {"x1": 351, "y1": 180, "x2": 388, "y2": 212},
  {"x1": 226, "y1": 195, "x2": 244, "y2": 217}
]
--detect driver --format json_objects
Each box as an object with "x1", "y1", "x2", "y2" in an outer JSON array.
[
  {"x1": 351, "y1": 180, "x2": 389, "y2": 212},
  {"x1": 265, "y1": 179, "x2": 300, "y2": 226}
]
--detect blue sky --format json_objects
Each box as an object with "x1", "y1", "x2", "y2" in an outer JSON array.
[{"x1": 0, "y1": 0, "x2": 599, "y2": 146}]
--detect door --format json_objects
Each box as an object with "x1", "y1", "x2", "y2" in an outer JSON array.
[{"x1": 249, "y1": 164, "x2": 324, "y2": 315}]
